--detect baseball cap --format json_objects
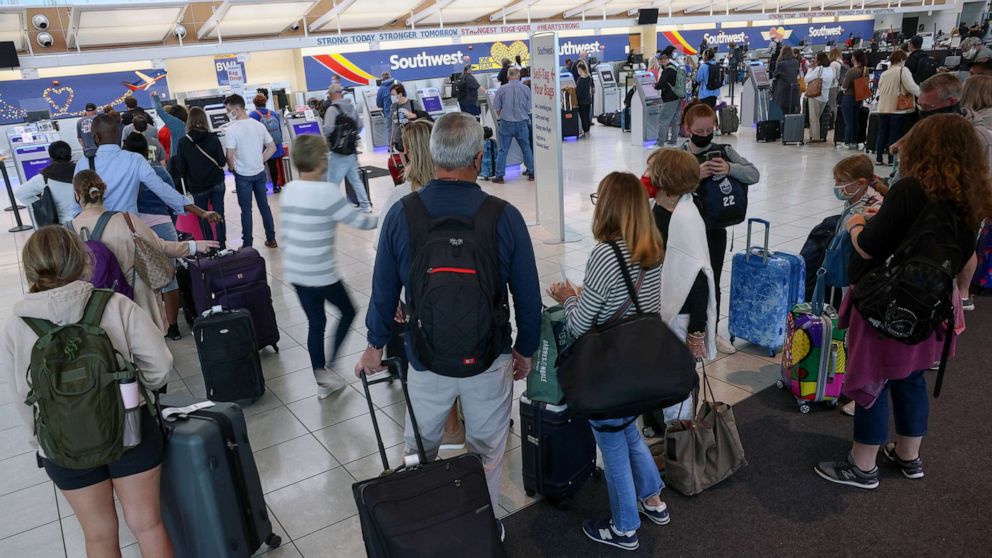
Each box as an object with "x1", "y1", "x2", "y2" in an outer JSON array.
[{"x1": 85, "y1": 102, "x2": 97, "y2": 111}]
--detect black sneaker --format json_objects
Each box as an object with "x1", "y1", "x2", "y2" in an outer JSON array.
[
  {"x1": 814, "y1": 454, "x2": 879, "y2": 489},
  {"x1": 882, "y1": 444, "x2": 925, "y2": 479},
  {"x1": 165, "y1": 324, "x2": 182, "y2": 341}
]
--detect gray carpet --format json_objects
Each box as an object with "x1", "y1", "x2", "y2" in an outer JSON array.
[{"x1": 503, "y1": 304, "x2": 992, "y2": 557}]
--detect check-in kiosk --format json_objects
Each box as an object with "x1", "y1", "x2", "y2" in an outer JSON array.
[
  {"x1": 359, "y1": 89, "x2": 388, "y2": 149},
  {"x1": 286, "y1": 109, "x2": 323, "y2": 141},
  {"x1": 417, "y1": 87, "x2": 446, "y2": 120},
  {"x1": 204, "y1": 104, "x2": 231, "y2": 135},
  {"x1": 6, "y1": 123, "x2": 61, "y2": 183},
  {"x1": 741, "y1": 61, "x2": 774, "y2": 125},
  {"x1": 593, "y1": 64, "x2": 620, "y2": 117},
  {"x1": 630, "y1": 71, "x2": 662, "y2": 145}
]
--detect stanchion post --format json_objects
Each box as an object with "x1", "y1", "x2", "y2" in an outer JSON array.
[{"x1": 1, "y1": 157, "x2": 32, "y2": 232}]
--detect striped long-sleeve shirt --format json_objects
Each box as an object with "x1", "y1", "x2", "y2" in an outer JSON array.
[
  {"x1": 279, "y1": 179, "x2": 378, "y2": 287},
  {"x1": 563, "y1": 239, "x2": 663, "y2": 339}
]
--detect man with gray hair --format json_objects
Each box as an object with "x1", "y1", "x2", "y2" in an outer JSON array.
[
  {"x1": 357, "y1": 112, "x2": 541, "y2": 539},
  {"x1": 492, "y1": 67, "x2": 535, "y2": 183},
  {"x1": 324, "y1": 84, "x2": 371, "y2": 211}
]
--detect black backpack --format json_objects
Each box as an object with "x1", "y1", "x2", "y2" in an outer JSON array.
[
  {"x1": 451, "y1": 76, "x2": 465, "y2": 100},
  {"x1": 328, "y1": 109, "x2": 359, "y2": 156},
  {"x1": 689, "y1": 145, "x2": 748, "y2": 229},
  {"x1": 403, "y1": 193, "x2": 510, "y2": 377},
  {"x1": 915, "y1": 54, "x2": 937, "y2": 83},
  {"x1": 705, "y1": 62, "x2": 724, "y2": 90},
  {"x1": 851, "y1": 201, "x2": 963, "y2": 395},
  {"x1": 800, "y1": 215, "x2": 840, "y2": 300}
]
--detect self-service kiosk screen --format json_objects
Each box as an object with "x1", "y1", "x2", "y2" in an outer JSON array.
[
  {"x1": 640, "y1": 80, "x2": 659, "y2": 99},
  {"x1": 17, "y1": 145, "x2": 49, "y2": 181},
  {"x1": 293, "y1": 121, "x2": 321, "y2": 136},
  {"x1": 422, "y1": 96, "x2": 443, "y2": 113},
  {"x1": 207, "y1": 111, "x2": 230, "y2": 132},
  {"x1": 599, "y1": 71, "x2": 615, "y2": 84},
  {"x1": 751, "y1": 66, "x2": 770, "y2": 87}
]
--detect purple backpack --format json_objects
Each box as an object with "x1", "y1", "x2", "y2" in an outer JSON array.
[{"x1": 78, "y1": 212, "x2": 135, "y2": 300}]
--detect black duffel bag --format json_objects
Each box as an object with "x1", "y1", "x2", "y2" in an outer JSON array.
[{"x1": 558, "y1": 241, "x2": 698, "y2": 430}]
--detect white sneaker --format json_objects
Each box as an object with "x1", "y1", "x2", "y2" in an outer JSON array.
[
  {"x1": 439, "y1": 423, "x2": 466, "y2": 451},
  {"x1": 715, "y1": 335, "x2": 737, "y2": 355},
  {"x1": 314, "y1": 368, "x2": 347, "y2": 399}
]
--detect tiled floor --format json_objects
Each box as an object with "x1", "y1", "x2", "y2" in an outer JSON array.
[{"x1": 0, "y1": 116, "x2": 857, "y2": 557}]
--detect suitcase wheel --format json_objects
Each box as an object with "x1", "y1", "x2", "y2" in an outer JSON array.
[
  {"x1": 776, "y1": 380, "x2": 785, "y2": 390},
  {"x1": 265, "y1": 534, "x2": 282, "y2": 549},
  {"x1": 768, "y1": 349, "x2": 776, "y2": 358},
  {"x1": 827, "y1": 400, "x2": 839, "y2": 408},
  {"x1": 799, "y1": 403, "x2": 811, "y2": 414}
]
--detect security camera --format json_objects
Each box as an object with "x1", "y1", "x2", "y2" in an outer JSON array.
[
  {"x1": 37, "y1": 32, "x2": 54, "y2": 48},
  {"x1": 289, "y1": 22, "x2": 300, "y2": 31},
  {"x1": 32, "y1": 14, "x2": 49, "y2": 30},
  {"x1": 174, "y1": 24, "x2": 187, "y2": 39}
]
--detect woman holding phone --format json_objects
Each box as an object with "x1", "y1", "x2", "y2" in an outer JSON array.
[{"x1": 681, "y1": 103, "x2": 760, "y2": 355}]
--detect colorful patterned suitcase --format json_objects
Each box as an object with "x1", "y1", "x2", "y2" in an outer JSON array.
[
  {"x1": 779, "y1": 270, "x2": 847, "y2": 413},
  {"x1": 729, "y1": 219, "x2": 805, "y2": 357}
]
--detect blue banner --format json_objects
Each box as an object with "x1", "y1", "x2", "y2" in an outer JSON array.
[
  {"x1": 659, "y1": 20, "x2": 876, "y2": 54},
  {"x1": 304, "y1": 34, "x2": 629, "y2": 89},
  {"x1": 214, "y1": 55, "x2": 247, "y2": 86},
  {"x1": 0, "y1": 69, "x2": 170, "y2": 125}
]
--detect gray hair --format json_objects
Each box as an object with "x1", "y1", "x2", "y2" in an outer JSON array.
[
  {"x1": 508, "y1": 67, "x2": 521, "y2": 79},
  {"x1": 962, "y1": 37, "x2": 982, "y2": 51},
  {"x1": 920, "y1": 72, "x2": 962, "y2": 102},
  {"x1": 430, "y1": 112, "x2": 483, "y2": 171}
]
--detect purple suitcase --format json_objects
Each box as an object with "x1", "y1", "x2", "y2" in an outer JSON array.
[{"x1": 187, "y1": 248, "x2": 280, "y2": 352}]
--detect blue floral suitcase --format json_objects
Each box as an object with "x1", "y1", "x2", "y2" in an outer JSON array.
[{"x1": 729, "y1": 219, "x2": 805, "y2": 356}]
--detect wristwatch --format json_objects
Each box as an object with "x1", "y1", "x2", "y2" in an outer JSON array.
[{"x1": 368, "y1": 344, "x2": 384, "y2": 351}]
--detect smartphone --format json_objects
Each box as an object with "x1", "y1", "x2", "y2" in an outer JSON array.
[{"x1": 706, "y1": 151, "x2": 722, "y2": 162}]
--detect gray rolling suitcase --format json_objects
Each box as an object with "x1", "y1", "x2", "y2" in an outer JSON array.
[
  {"x1": 160, "y1": 400, "x2": 281, "y2": 557},
  {"x1": 782, "y1": 113, "x2": 805, "y2": 145}
]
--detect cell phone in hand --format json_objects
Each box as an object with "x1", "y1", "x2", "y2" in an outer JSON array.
[{"x1": 706, "y1": 151, "x2": 722, "y2": 162}]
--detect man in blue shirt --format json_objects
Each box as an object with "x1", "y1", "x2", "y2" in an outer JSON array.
[
  {"x1": 356, "y1": 113, "x2": 541, "y2": 533},
  {"x1": 72, "y1": 115, "x2": 220, "y2": 224},
  {"x1": 695, "y1": 49, "x2": 722, "y2": 108},
  {"x1": 376, "y1": 71, "x2": 396, "y2": 144},
  {"x1": 491, "y1": 67, "x2": 535, "y2": 184}
]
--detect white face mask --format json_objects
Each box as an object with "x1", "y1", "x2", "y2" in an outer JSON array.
[{"x1": 390, "y1": 94, "x2": 399, "y2": 103}]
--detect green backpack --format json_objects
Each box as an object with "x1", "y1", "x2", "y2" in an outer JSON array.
[{"x1": 22, "y1": 289, "x2": 136, "y2": 469}]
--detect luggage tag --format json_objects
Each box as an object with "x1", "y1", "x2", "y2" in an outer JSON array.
[{"x1": 161, "y1": 401, "x2": 216, "y2": 421}]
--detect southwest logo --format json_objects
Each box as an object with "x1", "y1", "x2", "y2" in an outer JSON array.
[
  {"x1": 312, "y1": 53, "x2": 376, "y2": 86},
  {"x1": 661, "y1": 30, "x2": 698, "y2": 55},
  {"x1": 761, "y1": 27, "x2": 794, "y2": 41}
]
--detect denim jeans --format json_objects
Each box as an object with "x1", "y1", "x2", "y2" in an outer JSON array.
[
  {"x1": 234, "y1": 171, "x2": 275, "y2": 246},
  {"x1": 293, "y1": 282, "x2": 356, "y2": 370},
  {"x1": 459, "y1": 100, "x2": 480, "y2": 116},
  {"x1": 656, "y1": 99, "x2": 682, "y2": 144},
  {"x1": 875, "y1": 113, "x2": 912, "y2": 163},
  {"x1": 841, "y1": 94, "x2": 859, "y2": 145},
  {"x1": 589, "y1": 417, "x2": 665, "y2": 532},
  {"x1": 327, "y1": 152, "x2": 371, "y2": 208},
  {"x1": 496, "y1": 119, "x2": 535, "y2": 179},
  {"x1": 193, "y1": 183, "x2": 226, "y2": 248},
  {"x1": 853, "y1": 369, "x2": 929, "y2": 446}
]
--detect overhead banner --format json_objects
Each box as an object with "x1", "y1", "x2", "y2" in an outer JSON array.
[
  {"x1": 0, "y1": 70, "x2": 170, "y2": 125},
  {"x1": 530, "y1": 32, "x2": 567, "y2": 242},
  {"x1": 303, "y1": 34, "x2": 629, "y2": 88},
  {"x1": 660, "y1": 19, "x2": 876, "y2": 54},
  {"x1": 215, "y1": 55, "x2": 248, "y2": 86}
]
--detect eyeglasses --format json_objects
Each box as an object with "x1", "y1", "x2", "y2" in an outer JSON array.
[{"x1": 589, "y1": 193, "x2": 599, "y2": 206}]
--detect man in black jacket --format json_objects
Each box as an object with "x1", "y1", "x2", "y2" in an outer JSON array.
[
  {"x1": 905, "y1": 35, "x2": 934, "y2": 85},
  {"x1": 654, "y1": 54, "x2": 682, "y2": 145},
  {"x1": 457, "y1": 64, "x2": 482, "y2": 117}
]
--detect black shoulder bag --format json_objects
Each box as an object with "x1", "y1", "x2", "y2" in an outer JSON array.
[{"x1": 558, "y1": 241, "x2": 698, "y2": 430}]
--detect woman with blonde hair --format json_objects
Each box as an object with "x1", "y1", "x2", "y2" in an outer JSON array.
[
  {"x1": 71, "y1": 170, "x2": 217, "y2": 331},
  {"x1": 816, "y1": 114, "x2": 992, "y2": 488},
  {"x1": 377, "y1": 119, "x2": 434, "y2": 247},
  {"x1": 647, "y1": 56, "x2": 662, "y2": 82},
  {"x1": 547, "y1": 172, "x2": 669, "y2": 551},
  {"x1": 1, "y1": 226, "x2": 174, "y2": 558}
]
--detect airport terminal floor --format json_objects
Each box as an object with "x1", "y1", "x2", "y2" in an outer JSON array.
[{"x1": 1, "y1": 121, "x2": 989, "y2": 557}]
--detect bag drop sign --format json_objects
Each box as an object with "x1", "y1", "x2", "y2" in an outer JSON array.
[{"x1": 215, "y1": 56, "x2": 247, "y2": 87}]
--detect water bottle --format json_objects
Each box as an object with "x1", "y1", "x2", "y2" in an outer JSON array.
[{"x1": 119, "y1": 377, "x2": 142, "y2": 448}]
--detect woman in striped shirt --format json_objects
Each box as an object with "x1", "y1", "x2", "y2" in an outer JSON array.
[
  {"x1": 547, "y1": 172, "x2": 670, "y2": 551},
  {"x1": 279, "y1": 134, "x2": 378, "y2": 399}
]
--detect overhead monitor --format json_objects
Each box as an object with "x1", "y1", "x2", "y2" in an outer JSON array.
[
  {"x1": 24, "y1": 110, "x2": 50, "y2": 123},
  {"x1": 637, "y1": 8, "x2": 659, "y2": 25}
]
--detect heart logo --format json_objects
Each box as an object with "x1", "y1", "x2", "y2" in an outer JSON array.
[
  {"x1": 43, "y1": 86, "x2": 74, "y2": 115},
  {"x1": 489, "y1": 41, "x2": 530, "y2": 70}
]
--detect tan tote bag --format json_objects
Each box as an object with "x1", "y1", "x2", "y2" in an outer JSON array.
[{"x1": 664, "y1": 361, "x2": 747, "y2": 496}]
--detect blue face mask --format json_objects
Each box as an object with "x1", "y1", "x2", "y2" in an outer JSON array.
[{"x1": 834, "y1": 181, "x2": 858, "y2": 201}]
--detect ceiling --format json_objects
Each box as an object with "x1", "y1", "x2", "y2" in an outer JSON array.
[{"x1": 8, "y1": 0, "x2": 949, "y2": 52}]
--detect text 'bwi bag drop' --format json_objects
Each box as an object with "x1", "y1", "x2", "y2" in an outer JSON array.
[
  {"x1": 557, "y1": 241, "x2": 698, "y2": 426},
  {"x1": 403, "y1": 194, "x2": 510, "y2": 376}
]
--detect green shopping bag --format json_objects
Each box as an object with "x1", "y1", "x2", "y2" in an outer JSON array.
[{"x1": 527, "y1": 305, "x2": 572, "y2": 405}]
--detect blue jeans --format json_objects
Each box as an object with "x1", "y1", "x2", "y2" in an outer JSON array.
[
  {"x1": 496, "y1": 119, "x2": 535, "y2": 179},
  {"x1": 459, "y1": 100, "x2": 480, "y2": 116},
  {"x1": 149, "y1": 221, "x2": 179, "y2": 293},
  {"x1": 293, "y1": 282, "x2": 356, "y2": 370},
  {"x1": 234, "y1": 171, "x2": 275, "y2": 246},
  {"x1": 875, "y1": 113, "x2": 911, "y2": 163},
  {"x1": 192, "y1": 183, "x2": 226, "y2": 248},
  {"x1": 589, "y1": 417, "x2": 664, "y2": 532},
  {"x1": 656, "y1": 99, "x2": 681, "y2": 144},
  {"x1": 853, "y1": 370, "x2": 929, "y2": 446},
  {"x1": 841, "y1": 94, "x2": 859, "y2": 145},
  {"x1": 327, "y1": 152, "x2": 371, "y2": 208}
]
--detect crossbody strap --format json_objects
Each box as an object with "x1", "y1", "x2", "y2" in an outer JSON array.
[
  {"x1": 186, "y1": 135, "x2": 225, "y2": 170},
  {"x1": 606, "y1": 240, "x2": 644, "y2": 315}
]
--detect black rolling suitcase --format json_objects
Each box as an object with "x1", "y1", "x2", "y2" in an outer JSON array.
[
  {"x1": 561, "y1": 109, "x2": 581, "y2": 138},
  {"x1": 756, "y1": 120, "x2": 781, "y2": 142},
  {"x1": 192, "y1": 308, "x2": 265, "y2": 405},
  {"x1": 520, "y1": 395, "x2": 597, "y2": 508},
  {"x1": 160, "y1": 400, "x2": 281, "y2": 557},
  {"x1": 718, "y1": 106, "x2": 739, "y2": 134},
  {"x1": 346, "y1": 167, "x2": 372, "y2": 207},
  {"x1": 175, "y1": 262, "x2": 198, "y2": 328},
  {"x1": 353, "y1": 359, "x2": 505, "y2": 558}
]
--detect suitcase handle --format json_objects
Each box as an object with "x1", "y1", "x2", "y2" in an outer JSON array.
[
  {"x1": 359, "y1": 358, "x2": 428, "y2": 474},
  {"x1": 745, "y1": 218, "x2": 771, "y2": 264}
]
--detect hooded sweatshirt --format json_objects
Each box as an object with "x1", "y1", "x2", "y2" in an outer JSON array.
[
  {"x1": 323, "y1": 97, "x2": 363, "y2": 138},
  {"x1": 1, "y1": 281, "x2": 172, "y2": 435},
  {"x1": 175, "y1": 129, "x2": 227, "y2": 194}
]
